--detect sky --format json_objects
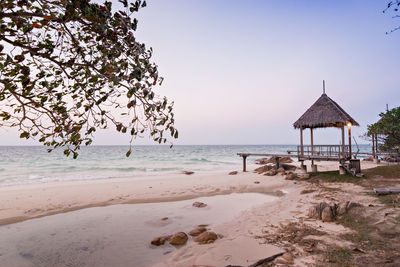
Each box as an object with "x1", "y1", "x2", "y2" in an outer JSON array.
[{"x1": 1, "y1": 0, "x2": 400, "y2": 146}]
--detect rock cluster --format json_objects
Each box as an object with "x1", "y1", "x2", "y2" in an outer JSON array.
[
  {"x1": 255, "y1": 157, "x2": 293, "y2": 165},
  {"x1": 151, "y1": 225, "x2": 220, "y2": 247},
  {"x1": 383, "y1": 156, "x2": 399, "y2": 162},
  {"x1": 308, "y1": 201, "x2": 361, "y2": 222}
]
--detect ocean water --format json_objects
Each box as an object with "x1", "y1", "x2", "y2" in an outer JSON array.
[{"x1": 0, "y1": 145, "x2": 372, "y2": 186}]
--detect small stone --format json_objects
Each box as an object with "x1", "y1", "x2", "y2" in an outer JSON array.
[
  {"x1": 151, "y1": 235, "x2": 172, "y2": 246},
  {"x1": 194, "y1": 231, "x2": 218, "y2": 244},
  {"x1": 189, "y1": 226, "x2": 207, "y2": 236},
  {"x1": 282, "y1": 252, "x2": 294, "y2": 264},
  {"x1": 192, "y1": 201, "x2": 207, "y2": 208},
  {"x1": 254, "y1": 181, "x2": 260, "y2": 184},
  {"x1": 321, "y1": 206, "x2": 334, "y2": 222},
  {"x1": 228, "y1": 171, "x2": 238, "y2": 175},
  {"x1": 161, "y1": 217, "x2": 168, "y2": 221},
  {"x1": 169, "y1": 232, "x2": 188, "y2": 246},
  {"x1": 183, "y1": 171, "x2": 194, "y2": 175}
]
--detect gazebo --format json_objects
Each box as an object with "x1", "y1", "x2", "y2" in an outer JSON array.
[{"x1": 293, "y1": 82, "x2": 361, "y2": 175}]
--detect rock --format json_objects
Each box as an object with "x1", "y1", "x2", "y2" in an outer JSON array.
[
  {"x1": 189, "y1": 226, "x2": 207, "y2": 236},
  {"x1": 281, "y1": 164, "x2": 297, "y2": 171},
  {"x1": 151, "y1": 235, "x2": 172, "y2": 246},
  {"x1": 182, "y1": 171, "x2": 194, "y2": 175},
  {"x1": 285, "y1": 173, "x2": 297, "y2": 180},
  {"x1": 194, "y1": 231, "x2": 218, "y2": 244},
  {"x1": 254, "y1": 164, "x2": 273, "y2": 174},
  {"x1": 169, "y1": 232, "x2": 188, "y2": 245},
  {"x1": 363, "y1": 155, "x2": 373, "y2": 161},
  {"x1": 347, "y1": 201, "x2": 361, "y2": 211},
  {"x1": 264, "y1": 169, "x2": 277, "y2": 176},
  {"x1": 254, "y1": 181, "x2": 260, "y2": 184},
  {"x1": 337, "y1": 201, "x2": 349, "y2": 215},
  {"x1": 277, "y1": 167, "x2": 285, "y2": 173},
  {"x1": 308, "y1": 205, "x2": 320, "y2": 219},
  {"x1": 321, "y1": 206, "x2": 334, "y2": 222},
  {"x1": 282, "y1": 252, "x2": 294, "y2": 264},
  {"x1": 161, "y1": 217, "x2": 168, "y2": 221},
  {"x1": 308, "y1": 202, "x2": 329, "y2": 220},
  {"x1": 298, "y1": 173, "x2": 310, "y2": 180},
  {"x1": 255, "y1": 158, "x2": 270, "y2": 164},
  {"x1": 192, "y1": 201, "x2": 207, "y2": 208},
  {"x1": 280, "y1": 157, "x2": 294, "y2": 164},
  {"x1": 228, "y1": 171, "x2": 238, "y2": 175}
]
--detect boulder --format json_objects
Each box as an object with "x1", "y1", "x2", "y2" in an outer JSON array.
[
  {"x1": 308, "y1": 202, "x2": 329, "y2": 220},
  {"x1": 264, "y1": 169, "x2": 277, "y2": 176},
  {"x1": 321, "y1": 206, "x2": 334, "y2": 222},
  {"x1": 189, "y1": 226, "x2": 207, "y2": 236},
  {"x1": 277, "y1": 167, "x2": 285, "y2": 173},
  {"x1": 281, "y1": 163, "x2": 296, "y2": 171},
  {"x1": 169, "y1": 232, "x2": 188, "y2": 246},
  {"x1": 254, "y1": 164, "x2": 273, "y2": 174},
  {"x1": 285, "y1": 173, "x2": 297, "y2": 180},
  {"x1": 228, "y1": 171, "x2": 238, "y2": 175},
  {"x1": 151, "y1": 235, "x2": 172, "y2": 246},
  {"x1": 337, "y1": 201, "x2": 349, "y2": 215},
  {"x1": 363, "y1": 155, "x2": 373, "y2": 162},
  {"x1": 255, "y1": 158, "x2": 270, "y2": 164},
  {"x1": 280, "y1": 157, "x2": 294, "y2": 164},
  {"x1": 192, "y1": 201, "x2": 207, "y2": 208},
  {"x1": 194, "y1": 231, "x2": 218, "y2": 244}
]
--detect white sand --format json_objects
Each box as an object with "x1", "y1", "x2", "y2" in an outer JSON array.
[{"x1": 0, "y1": 160, "x2": 382, "y2": 266}]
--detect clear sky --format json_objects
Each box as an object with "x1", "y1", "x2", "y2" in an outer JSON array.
[{"x1": 1, "y1": 0, "x2": 399, "y2": 146}]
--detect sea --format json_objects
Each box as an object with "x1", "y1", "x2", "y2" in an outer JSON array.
[{"x1": 0, "y1": 144, "x2": 372, "y2": 186}]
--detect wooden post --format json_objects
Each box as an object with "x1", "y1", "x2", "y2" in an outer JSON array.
[
  {"x1": 341, "y1": 126, "x2": 345, "y2": 158},
  {"x1": 300, "y1": 128, "x2": 304, "y2": 156},
  {"x1": 275, "y1": 157, "x2": 280, "y2": 170},
  {"x1": 348, "y1": 124, "x2": 352, "y2": 159},
  {"x1": 310, "y1": 128, "x2": 314, "y2": 156},
  {"x1": 242, "y1": 155, "x2": 248, "y2": 172}
]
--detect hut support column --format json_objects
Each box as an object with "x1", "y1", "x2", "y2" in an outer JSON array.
[
  {"x1": 341, "y1": 126, "x2": 345, "y2": 159},
  {"x1": 348, "y1": 125, "x2": 352, "y2": 159},
  {"x1": 300, "y1": 128, "x2": 304, "y2": 156},
  {"x1": 310, "y1": 128, "x2": 314, "y2": 166}
]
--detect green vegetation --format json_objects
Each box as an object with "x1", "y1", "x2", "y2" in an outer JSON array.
[
  {"x1": 367, "y1": 106, "x2": 400, "y2": 153},
  {"x1": 0, "y1": 0, "x2": 177, "y2": 158},
  {"x1": 323, "y1": 246, "x2": 353, "y2": 266}
]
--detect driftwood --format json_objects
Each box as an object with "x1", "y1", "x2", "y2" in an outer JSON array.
[
  {"x1": 223, "y1": 252, "x2": 284, "y2": 267},
  {"x1": 373, "y1": 187, "x2": 400, "y2": 195}
]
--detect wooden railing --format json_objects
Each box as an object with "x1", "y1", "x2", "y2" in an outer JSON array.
[{"x1": 297, "y1": 145, "x2": 350, "y2": 160}]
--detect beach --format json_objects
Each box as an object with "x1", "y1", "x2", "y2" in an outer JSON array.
[{"x1": 0, "y1": 159, "x2": 386, "y2": 266}]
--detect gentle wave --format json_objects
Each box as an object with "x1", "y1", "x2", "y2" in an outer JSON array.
[{"x1": 0, "y1": 145, "x2": 372, "y2": 186}]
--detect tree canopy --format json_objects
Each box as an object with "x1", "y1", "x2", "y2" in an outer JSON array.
[
  {"x1": 0, "y1": 0, "x2": 177, "y2": 158},
  {"x1": 367, "y1": 106, "x2": 400, "y2": 152},
  {"x1": 384, "y1": 0, "x2": 400, "y2": 33}
]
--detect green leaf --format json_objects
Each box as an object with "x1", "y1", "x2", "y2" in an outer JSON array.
[{"x1": 126, "y1": 149, "x2": 132, "y2": 157}]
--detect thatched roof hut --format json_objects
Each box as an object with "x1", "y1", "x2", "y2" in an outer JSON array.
[{"x1": 293, "y1": 93, "x2": 359, "y2": 129}]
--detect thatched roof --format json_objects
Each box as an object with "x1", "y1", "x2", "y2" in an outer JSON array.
[{"x1": 293, "y1": 93, "x2": 359, "y2": 129}]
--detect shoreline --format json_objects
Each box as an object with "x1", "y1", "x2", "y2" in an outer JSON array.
[{"x1": 0, "y1": 168, "x2": 282, "y2": 226}]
